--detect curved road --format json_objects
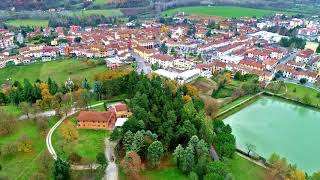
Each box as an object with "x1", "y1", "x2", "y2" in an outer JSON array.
[{"x1": 45, "y1": 102, "x2": 120, "y2": 179}]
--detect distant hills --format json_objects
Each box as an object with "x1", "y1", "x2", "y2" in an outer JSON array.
[{"x1": 1, "y1": 0, "x2": 320, "y2": 12}]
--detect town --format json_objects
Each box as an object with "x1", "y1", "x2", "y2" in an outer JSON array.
[
  {"x1": 0, "y1": 13, "x2": 320, "y2": 88},
  {"x1": 1, "y1": 4, "x2": 320, "y2": 180}
]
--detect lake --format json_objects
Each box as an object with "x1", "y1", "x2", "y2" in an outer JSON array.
[{"x1": 224, "y1": 96, "x2": 320, "y2": 174}]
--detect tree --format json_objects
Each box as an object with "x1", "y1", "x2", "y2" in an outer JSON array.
[
  {"x1": 159, "y1": 43, "x2": 168, "y2": 54},
  {"x1": 299, "y1": 78, "x2": 307, "y2": 84},
  {"x1": 204, "y1": 161, "x2": 230, "y2": 180},
  {"x1": 0, "y1": 110, "x2": 17, "y2": 136},
  {"x1": 311, "y1": 171, "x2": 320, "y2": 180},
  {"x1": 37, "y1": 150, "x2": 53, "y2": 174},
  {"x1": 317, "y1": 43, "x2": 320, "y2": 53},
  {"x1": 68, "y1": 152, "x2": 82, "y2": 164},
  {"x1": 81, "y1": 78, "x2": 90, "y2": 90},
  {"x1": 23, "y1": 79, "x2": 34, "y2": 103},
  {"x1": 147, "y1": 141, "x2": 164, "y2": 168},
  {"x1": 245, "y1": 143, "x2": 256, "y2": 156},
  {"x1": 96, "y1": 152, "x2": 108, "y2": 168},
  {"x1": 53, "y1": 158, "x2": 70, "y2": 180},
  {"x1": 20, "y1": 102, "x2": 32, "y2": 119},
  {"x1": 120, "y1": 151, "x2": 142, "y2": 179},
  {"x1": 268, "y1": 153, "x2": 290, "y2": 179},
  {"x1": 74, "y1": 37, "x2": 81, "y2": 43},
  {"x1": 16, "y1": 135, "x2": 33, "y2": 153},
  {"x1": 93, "y1": 80, "x2": 103, "y2": 101},
  {"x1": 59, "y1": 121, "x2": 78, "y2": 143},
  {"x1": 204, "y1": 99, "x2": 219, "y2": 119}
]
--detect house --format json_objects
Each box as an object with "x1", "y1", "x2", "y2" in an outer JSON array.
[
  {"x1": 149, "y1": 54, "x2": 174, "y2": 69},
  {"x1": 262, "y1": 58, "x2": 278, "y2": 70},
  {"x1": 173, "y1": 58, "x2": 194, "y2": 70},
  {"x1": 77, "y1": 103, "x2": 131, "y2": 130},
  {"x1": 106, "y1": 56, "x2": 124, "y2": 69},
  {"x1": 196, "y1": 63, "x2": 213, "y2": 78},
  {"x1": 295, "y1": 49, "x2": 314, "y2": 63},
  {"x1": 77, "y1": 111, "x2": 117, "y2": 130},
  {"x1": 177, "y1": 69, "x2": 201, "y2": 84}
]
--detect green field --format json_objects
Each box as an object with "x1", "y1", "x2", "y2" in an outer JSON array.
[
  {"x1": 5, "y1": 19, "x2": 49, "y2": 27},
  {"x1": 227, "y1": 154, "x2": 267, "y2": 180},
  {"x1": 284, "y1": 83, "x2": 320, "y2": 107},
  {"x1": 69, "y1": 9, "x2": 122, "y2": 17},
  {"x1": 0, "y1": 59, "x2": 107, "y2": 85},
  {"x1": 161, "y1": 6, "x2": 288, "y2": 18},
  {"x1": 93, "y1": 0, "x2": 110, "y2": 5},
  {"x1": 141, "y1": 154, "x2": 266, "y2": 180},
  {"x1": 52, "y1": 117, "x2": 110, "y2": 162},
  {"x1": 0, "y1": 118, "x2": 58, "y2": 179}
]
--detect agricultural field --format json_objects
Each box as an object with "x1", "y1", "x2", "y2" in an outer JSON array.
[
  {"x1": 0, "y1": 117, "x2": 58, "y2": 179},
  {"x1": 161, "y1": 6, "x2": 289, "y2": 18},
  {"x1": 0, "y1": 58, "x2": 108, "y2": 85},
  {"x1": 92, "y1": 0, "x2": 110, "y2": 5},
  {"x1": 4, "y1": 19, "x2": 49, "y2": 27},
  {"x1": 68, "y1": 9, "x2": 122, "y2": 17},
  {"x1": 52, "y1": 116, "x2": 111, "y2": 162}
]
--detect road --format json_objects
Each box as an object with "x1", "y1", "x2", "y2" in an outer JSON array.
[
  {"x1": 46, "y1": 102, "x2": 104, "y2": 160},
  {"x1": 130, "y1": 51, "x2": 152, "y2": 74},
  {"x1": 104, "y1": 139, "x2": 118, "y2": 180},
  {"x1": 279, "y1": 51, "x2": 297, "y2": 64}
]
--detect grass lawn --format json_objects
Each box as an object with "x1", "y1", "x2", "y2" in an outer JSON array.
[
  {"x1": 69, "y1": 9, "x2": 122, "y2": 17},
  {"x1": 161, "y1": 6, "x2": 289, "y2": 18},
  {"x1": 0, "y1": 104, "x2": 23, "y2": 117},
  {"x1": 93, "y1": 0, "x2": 110, "y2": 5},
  {"x1": 52, "y1": 117, "x2": 111, "y2": 162},
  {"x1": 5, "y1": 19, "x2": 49, "y2": 27},
  {"x1": 218, "y1": 95, "x2": 253, "y2": 113},
  {"x1": 0, "y1": 117, "x2": 58, "y2": 179},
  {"x1": 0, "y1": 58, "x2": 108, "y2": 85},
  {"x1": 226, "y1": 154, "x2": 267, "y2": 180},
  {"x1": 142, "y1": 167, "x2": 186, "y2": 180},
  {"x1": 284, "y1": 83, "x2": 320, "y2": 107},
  {"x1": 212, "y1": 80, "x2": 242, "y2": 99}
]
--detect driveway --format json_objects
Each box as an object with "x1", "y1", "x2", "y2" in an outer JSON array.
[{"x1": 104, "y1": 138, "x2": 118, "y2": 180}]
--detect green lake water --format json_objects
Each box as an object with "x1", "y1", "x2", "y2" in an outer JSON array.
[{"x1": 224, "y1": 96, "x2": 320, "y2": 174}]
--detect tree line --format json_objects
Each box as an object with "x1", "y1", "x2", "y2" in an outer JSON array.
[{"x1": 106, "y1": 72, "x2": 236, "y2": 179}]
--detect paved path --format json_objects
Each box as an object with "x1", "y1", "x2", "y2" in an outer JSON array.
[
  {"x1": 19, "y1": 110, "x2": 56, "y2": 120},
  {"x1": 46, "y1": 102, "x2": 104, "y2": 160},
  {"x1": 104, "y1": 138, "x2": 118, "y2": 180},
  {"x1": 217, "y1": 92, "x2": 264, "y2": 117}
]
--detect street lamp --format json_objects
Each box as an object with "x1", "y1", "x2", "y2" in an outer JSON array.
[{"x1": 65, "y1": 77, "x2": 74, "y2": 107}]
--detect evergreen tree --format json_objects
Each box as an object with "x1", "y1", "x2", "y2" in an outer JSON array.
[
  {"x1": 53, "y1": 158, "x2": 70, "y2": 180},
  {"x1": 23, "y1": 79, "x2": 34, "y2": 103},
  {"x1": 81, "y1": 78, "x2": 90, "y2": 90},
  {"x1": 147, "y1": 141, "x2": 164, "y2": 168}
]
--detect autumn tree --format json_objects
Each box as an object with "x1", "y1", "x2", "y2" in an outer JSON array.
[
  {"x1": 0, "y1": 110, "x2": 17, "y2": 136},
  {"x1": 59, "y1": 121, "x2": 78, "y2": 143},
  {"x1": 147, "y1": 141, "x2": 164, "y2": 168},
  {"x1": 120, "y1": 151, "x2": 142, "y2": 179},
  {"x1": 39, "y1": 83, "x2": 54, "y2": 108},
  {"x1": 37, "y1": 150, "x2": 53, "y2": 175},
  {"x1": 204, "y1": 98, "x2": 219, "y2": 119},
  {"x1": 268, "y1": 153, "x2": 290, "y2": 179},
  {"x1": 16, "y1": 135, "x2": 33, "y2": 153}
]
